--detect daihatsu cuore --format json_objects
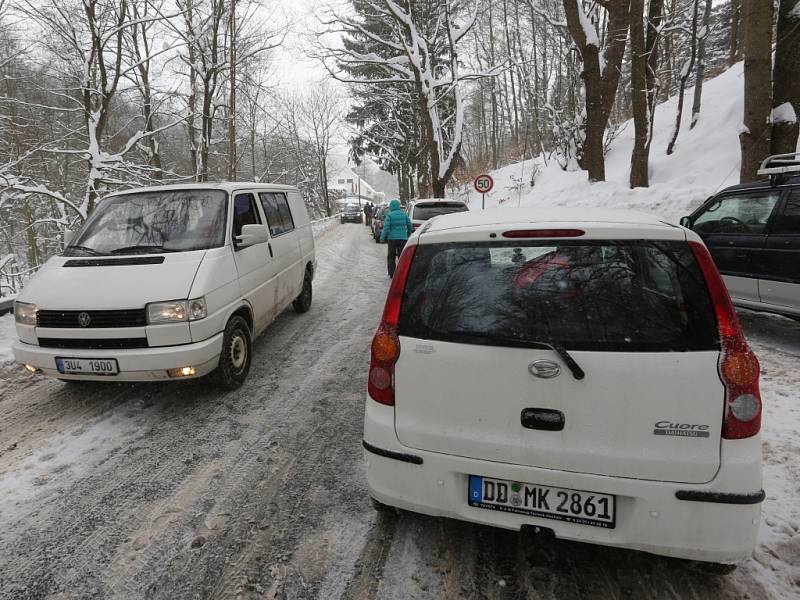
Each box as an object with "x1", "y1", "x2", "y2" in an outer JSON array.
[
  {"x1": 364, "y1": 208, "x2": 763, "y2": 569},
  {"x1": 13, "y1": 183, "x2": 315, "y2": 389}
]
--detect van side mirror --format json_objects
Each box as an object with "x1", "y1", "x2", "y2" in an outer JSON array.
[
  {"x1": 235, "y1": 224, "x2": 269, "y2": 249},
  {"x1": 63, "y1": 229, "x2": 75, "y2": 246},
  {"x1": 679, "y1": 216, "x2": 692, "y2": 229}
]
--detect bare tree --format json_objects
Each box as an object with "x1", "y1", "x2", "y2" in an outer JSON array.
[
  {"x1": 739, "y1": 0, "x2": 774, "y2": 182},
  {"x1": 562, "y1": 0, "x2": 631, "y2": 182},
  {"x1": 666, "y1": 0, "x2": 699, "y2": 155},
  {"x1": 770, "y1": 0, "x2": 800, "y2": 155},
  {"x1": 689, "y1": 0, "x2": 712, "y2": 130},
  {"x1": 629, "y1": 0, "x2": 649, "y2": 187}
]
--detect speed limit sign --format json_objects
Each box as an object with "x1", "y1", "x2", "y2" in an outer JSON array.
[{"x1": 474, "y1": 174, "x2": 494, "y2": 194}]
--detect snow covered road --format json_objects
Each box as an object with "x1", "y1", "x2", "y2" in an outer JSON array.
[{"x1": 0, "y1": 223, "x2": 798, "y2": 599}]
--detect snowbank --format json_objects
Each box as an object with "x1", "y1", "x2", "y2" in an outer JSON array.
[
  {"x1": 0, "y1": 313, "x2": 15, "y2": 363},
  {"x1": 453, "y1": 63, "x2": 746, "y2": 223}
]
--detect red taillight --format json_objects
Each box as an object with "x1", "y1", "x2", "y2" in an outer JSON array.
[
  {"x1": 689, "y1": 241, "x2": 761, "y2": 439},
  {"x1": 368, "y1": 244, "x2": 417, "y2": 405},
  {"x1": 502, "y1": 229, "x2": 585, "y2": 238}
]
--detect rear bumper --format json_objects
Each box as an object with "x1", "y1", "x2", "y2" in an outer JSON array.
[
  {"x1": 12, "y1": 334, "x2": 223, "y2": 381},
  {"x1": 364, "y1": 401, "x2": 761, "y2": 563}
]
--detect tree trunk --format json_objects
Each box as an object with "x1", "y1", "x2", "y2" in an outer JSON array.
[
  {"x1": 690, "y1": 0, "x2": 713, "y2": 130},
  {"x1": 645, "y1": 0, "x2": 665, "y2": 146},
  {"x1": 740, "y1": 0, "x2": 775, "y2": 182},
  {"x1": 729, "y1": 0, "x2": 742, "y2": 66},
  {"x1": 666, "y1": 0, "x2": 699, "y2": 155},
  {"x1": 227, "y1": 0, "x2": 236, "y2": 181},
  {"x1": 630, "y1": 0, "x2": 650, "y2": 188},
  {"x1": 770, "y1": 0, "x2": 800, "y2": 155},
  {"x1": 563, "y1": 0, "x2": 631, "y2": 182}
]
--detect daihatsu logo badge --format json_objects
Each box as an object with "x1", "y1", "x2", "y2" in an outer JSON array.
[
  {"x1": 77, "y1": 312, "x2": 91, "y2": 327},
  {"x1": 528, "y1": 360, "x2": 560, "y2": 379}
]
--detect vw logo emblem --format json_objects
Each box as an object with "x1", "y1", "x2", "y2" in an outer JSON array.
[
  {"x1": 528, "y1": 360, "x2": 560, "y2": 379},
  {"x1": 77, "y1": 312, "x2": 91, "y2": 327}
]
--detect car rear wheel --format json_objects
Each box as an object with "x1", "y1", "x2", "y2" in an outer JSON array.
[
  {"x1": 293, "y1": 270, "x2": 313, "y2": 313},
  {"x1": 211, "y1": 315, "x2": 252, "y2": 390}
]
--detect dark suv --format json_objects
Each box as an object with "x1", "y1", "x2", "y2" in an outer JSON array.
[
  {"x1": 341, "y1": 203, "x2": 363, "y2": 224},
  {"x1": 680, "y1": 153, "x2": 800, "y2": 320}
]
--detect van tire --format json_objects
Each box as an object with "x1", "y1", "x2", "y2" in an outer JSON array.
[
  {"x1": 293, "y1": 271, "x2": 313, "y2": 313},
  {"x1": 211, "y1": 316, "x2": 252, "y2": 390}
]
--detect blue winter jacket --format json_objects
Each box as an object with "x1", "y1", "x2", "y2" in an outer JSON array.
[{"x1": 380, "y1": 200, "x2": 413, "y2": 242}]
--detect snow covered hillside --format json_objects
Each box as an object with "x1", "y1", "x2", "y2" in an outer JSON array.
[{"x1": 453, "y1": 62, "x2": 746, "y2": 223}]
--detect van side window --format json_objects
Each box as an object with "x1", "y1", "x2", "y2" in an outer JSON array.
[
  {"x1": 771, "y1": 190, "x2": 800, "y2": 235},
  {"x1": 259, "y1": 192, "x2": 294, "y2": 236},
  {"x1": 693, "y1": 192, "x2": 780, "y2": 235},
  {"x1": 233, "y1": 193, "x2": 261, "y2": 237}
]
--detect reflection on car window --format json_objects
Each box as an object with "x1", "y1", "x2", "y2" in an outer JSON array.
[
  {"x1": 412, "y1": 203, "x2": 469, "y2": 221},
  {"x1": 693, "y1": 192, "x2": 780, "y2": 234},
  {"x1": 399, "y1": 241, "x2": 718, "y2": 352},
  {"x1": 233, "y1": 193, "x2": 261, "y2": 237},
  {"x1": 68, "y1": 190, "x2": 228, "y2": 255},
  {"x1": 771, "y1": 190, "x2": 800, "y2": 235}
]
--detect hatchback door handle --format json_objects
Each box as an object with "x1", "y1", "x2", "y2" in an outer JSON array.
[{"x1": 521, "y1": 408, "x2": 564, "y2": 431}]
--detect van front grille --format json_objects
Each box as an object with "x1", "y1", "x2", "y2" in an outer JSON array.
[
  {"x1": 37, "y1": 337, "x2": 149, "y2": 350},
  {"x1": 37, "y1": 309, "x2": 147, "y2": 329}
]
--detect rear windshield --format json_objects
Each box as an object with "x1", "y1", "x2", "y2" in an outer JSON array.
[
  {"x1": 412, "y1": 203, "x2": 468, "y2": 221},
  {"x1": 399, "y1": 241, "x2": 719, "y2": 352}
]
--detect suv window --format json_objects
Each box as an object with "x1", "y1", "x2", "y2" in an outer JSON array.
[
  {"x1": 233, "y1": 193, "x2": 261, "y2": 237},
  {"x1": 399, "y1": 241, "x2": 719, "y2": 352},
  {"x1": 771, "y1": 189, "x2": 800, "y2": 235},
  {"x1": 412, "y1": 203, "x2": 468, "y2": 221},
  {"x1": 693, "y1": 191, "x2": 780, "y2": 234},
  {"x1": 259, "y1": 192, "x2": 295, "y2": 236}
]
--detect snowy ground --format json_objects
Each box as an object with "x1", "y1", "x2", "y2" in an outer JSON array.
[{"x1": 0, "y1": 223, "x2": 799, "y2": 599}]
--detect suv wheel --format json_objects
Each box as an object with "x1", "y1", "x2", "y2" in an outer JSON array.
[
  {"x1": 293, "y1": 270, "x2": 313, "y2": 313},
  {"x1": 211, "y1": 315, "x2": 252, "y2": 390}
]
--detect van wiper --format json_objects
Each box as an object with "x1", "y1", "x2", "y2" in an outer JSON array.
[
  {"x1": 443, "y1": 330, "x2": 585, "y2": 380},
  {"x1": 109, "y1": 245, "x2": 175, "y2": 255},
  {"x1": 65, "y1": 245, "x2": 107, "y2": 256}
]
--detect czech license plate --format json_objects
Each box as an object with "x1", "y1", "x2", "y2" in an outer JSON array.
[
  {"x1": 55, "y1": 357, "x2": 119, "y2": 376},
  {"x1": 468, "y1": 475, "x2": 616, "y2": 529}
]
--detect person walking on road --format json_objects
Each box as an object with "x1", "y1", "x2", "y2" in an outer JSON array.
[
  {"x1": 380, "y1": 199, "x2": 413, "y2": 277},
  {"x1": 363, "y1": 202, "x2": 373, "y2": 228}
]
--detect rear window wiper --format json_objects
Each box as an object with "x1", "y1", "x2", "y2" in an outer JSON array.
[
  {"x1": 64, "y1": 245, "x2": 107, "y2": 256},
  {"x1": 109, "y1": 245, "x2": 176, "y2": 255},
  {"x1": 443, "y1": 330, "x2": 585, "y2": 380}
]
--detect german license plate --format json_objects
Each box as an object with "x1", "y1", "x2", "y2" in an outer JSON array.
[
  {"x1": 55, "y1": 357, "x2": 119, "y2": 376},
  {"x1": 468, "y1": 475, "x2": 616, "y2": 529}
]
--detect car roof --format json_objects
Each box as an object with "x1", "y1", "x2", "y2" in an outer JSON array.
[
  {"x1": 423, "y1": 208, "x2": 674, "y2": 231},
  {"x1": 106, "y1": 182, "x2": 299, "y2": 198},
  {"x1": 715, "y1": 175, "x2": 800, "y2": 194}
]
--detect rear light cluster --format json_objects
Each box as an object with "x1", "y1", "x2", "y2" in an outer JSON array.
[
  {"x1": 368, "y1": 244, "x2": 417, "y2": 405},
  {"x1": 689, "y1": 241, "x2": 761, "y2": 439}
]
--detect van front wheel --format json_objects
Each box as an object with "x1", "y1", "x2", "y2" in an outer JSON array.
[
  {"x1": 293, "y1": 271, "x2": 312, "y2": 313},
  {"x1": 211, "y1": 316, "x2": 252, "y2": 390}
]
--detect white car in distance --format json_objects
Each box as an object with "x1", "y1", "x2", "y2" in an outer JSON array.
[
  {"x1": 13, "y1": 183, "x2": 315, "y2": 389},
  {"x1": 364, "y1": 208, "x2": 763, "y2": 569}
]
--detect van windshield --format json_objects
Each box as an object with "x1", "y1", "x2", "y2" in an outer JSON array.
[
  {"x1": 66, "y1": 190, "x2": 228, "y2": 256},
  {"x1": 399, "y1": 240, "x2": 719, "y2": 352}
]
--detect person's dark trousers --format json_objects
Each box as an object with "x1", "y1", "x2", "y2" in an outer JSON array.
[{"x1": 387, "y1": 239, "x2": 405, "y2": 277}]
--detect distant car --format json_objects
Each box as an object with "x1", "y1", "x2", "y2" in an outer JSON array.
[
  {"x1": 680, "y1": 152, "x2": 800, "y2": 320},
  {"x1": 12, "y1": 183, "x2": 315, "y2": 389},
  {"x1": 406, "y1": 199, "x2": 469, "y2": 231},
  {"x1": 364, "y1": 208, "x2": 762, "y2": 569},
  {"x1": 371, "y1": 204, "x2": 388, "y2": 243},
  {"x1": 341, "y1": 203, "x2": 363, "y2": 224}
]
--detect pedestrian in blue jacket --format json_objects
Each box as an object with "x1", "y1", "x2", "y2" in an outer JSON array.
[{"x1": 380, "y1": 199, "x2": 413, "y2": 277}]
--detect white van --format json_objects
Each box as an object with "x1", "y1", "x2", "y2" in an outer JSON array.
[
  {"x1": 364, "y1": 208, "x2": 763, "y2": 568},
  {"x1": 12, "y1": 183, "x2": 315, "y2": 389}
]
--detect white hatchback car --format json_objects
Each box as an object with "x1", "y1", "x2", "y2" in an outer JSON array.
[
  {"x1": 13, "y1": 183, "x2": 315, "y2": 389},
  {"x1": 406, "y1": 198, "x2": 469, "y2": 232},
  {"x1": 364, "y1": 208, "x2": 763, "y2": 567}
]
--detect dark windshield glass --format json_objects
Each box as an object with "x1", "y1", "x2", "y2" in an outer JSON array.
[
  {"x1": 412, "y1": 203, "x2": 468, "y2": 221},
  {"x1": 67, "y1": 190, "x2": 227, "y2": 256},
  {"x1": 399, "y1": 241, "x2": 719, "y2": 351}
]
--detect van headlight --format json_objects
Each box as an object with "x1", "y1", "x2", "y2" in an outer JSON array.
[
  {"x1": 147, "y1": 297, "x2": 207, "y2": 324},
  {"x1": 14, "y1": 302, "x2": 38, "y2": 325}
]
